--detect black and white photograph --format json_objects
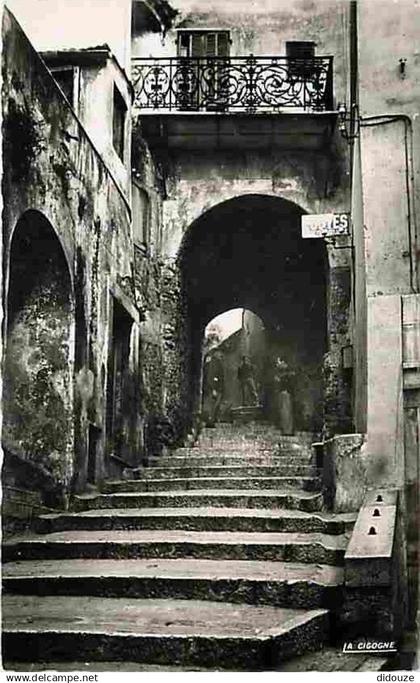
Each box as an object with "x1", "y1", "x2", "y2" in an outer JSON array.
[{"x1": 0, "y1": 0, "x2": 419, "y2": 675}]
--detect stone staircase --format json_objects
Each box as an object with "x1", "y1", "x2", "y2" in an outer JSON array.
[{"x1": 2, "y1": 423, "x2": 373, "y2": 671}]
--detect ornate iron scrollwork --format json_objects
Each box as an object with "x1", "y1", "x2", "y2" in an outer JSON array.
[{"x1": 132, "y1": 55, "x2": 333, "y2": 113}]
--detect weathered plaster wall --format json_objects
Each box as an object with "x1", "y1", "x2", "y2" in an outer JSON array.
[
  {"x1": 130, "y1": 133, "x2": 170, "y2": 452},
  {"x1": 366, "y1": 295, "x2": 404, "y2": 487},
  {"x1": 159, "y1": 147, "x2": 349, "y2": 259},
  {"x1": 352, "y1": 137, "x2": 367, "y2": 433},
  {"x1": 324, "y1": 236, "x2": 353, "y2": 436},
  {"x1": 358, "y1": 0, "x2": 420, "y2": 120},
  {"x1": 355, "y1": 0, "x2": 420, "y2": 617},
  {"x1": 2, "y1": 9, "x2": 141, "y2": 507},
  {"x1": 357, "y1": 0, "x2": 420, "y2": 487},
  {"x1": 132, "y1": 0, "x2": 350, "y2": 108},
  {"x1": 361, "y1": 122, "x2": 414, "y2": 297},
  {"x1": 75, "y1": 56, "x2": 132, "y2": 199},
  {"x1": 322, "y1": 433, "x2": 366, "y2": 512}
]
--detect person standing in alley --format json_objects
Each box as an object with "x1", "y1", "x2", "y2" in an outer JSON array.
[
  {"x1": 203, "y1": 349, "x2": 225, "y2": 426},
  {"x1": 237, "y1": 355, "x2": 259, "y2": 406},
  {"x1": 273, "y1": 357, "x2": 295, "y2": 435}
]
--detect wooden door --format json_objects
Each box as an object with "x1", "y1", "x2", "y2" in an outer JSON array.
[{"x1": 107, "y1": 300, "x2": 133, "y2": 462}]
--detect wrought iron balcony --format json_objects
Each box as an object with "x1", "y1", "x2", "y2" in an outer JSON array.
[{"x1": 131, "y1": 55, "x2": 334, "y2": 114}]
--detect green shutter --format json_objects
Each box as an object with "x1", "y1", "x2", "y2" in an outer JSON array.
[
  {"x1": 217, "y1": 32, "x2": 229, "y2": 57},
  {"x1": 191, "y1": 33, "x2": 204, "y2": 57},
  {"x1": 206, "y1": 33, "x2": 217, "y2": 56}
]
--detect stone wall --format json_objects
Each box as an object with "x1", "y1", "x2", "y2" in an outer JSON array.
[
  {"x1": 1, "y1": 9, "x2": 141, "y2": 508},
  {"x1": 324, "y1": 238, "x2": 354, "y2": 436},
  {"x1": 322, "y1": 433, "x2": 367, "y2": 512}
]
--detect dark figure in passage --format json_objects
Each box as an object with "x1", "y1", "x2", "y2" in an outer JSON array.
[
  {"x1": 273, "y1": 357, "x2": 295, "y2": 435},
  {"x1": 203, "y1": 350, "x2": 225, "y2": 426},
  {"x1": 237, "y1": 355, "x2": 259, "y2": 406}
]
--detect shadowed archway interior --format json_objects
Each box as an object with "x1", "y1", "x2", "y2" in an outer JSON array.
[
  {"x1": 178, "y1": 194, "x2": 328, "y2": 431},
  {"x1": 3, "y1": 210, "x2": 74, "y2": 505}
]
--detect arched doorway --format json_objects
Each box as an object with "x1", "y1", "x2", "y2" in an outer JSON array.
[
  {"x1": 177, "y1": 194, "x2": 328, "y2": 434},
  {"x1": 3, "y1": 211, "x2": 74, "y2": 506},
  {"x1": 202, "y1": 308, "x2": 267, "y2": 423}
]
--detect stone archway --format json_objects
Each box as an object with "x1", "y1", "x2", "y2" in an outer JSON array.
[
  {"x1": 202, "y1": 308, "x2": 268, "y2": 424},
  {"x1": 3, "y1": 210, "x2": 74, "y2": 506},
  {"x1": 162, "y1": 194, "x2": 334, "y2": 440}
]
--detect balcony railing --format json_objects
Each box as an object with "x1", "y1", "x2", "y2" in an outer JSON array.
[{"x1": 132, "y1": 55, "x2": 334, "y2": 114}]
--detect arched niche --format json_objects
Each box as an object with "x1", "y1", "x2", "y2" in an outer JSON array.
[{"x1": 3, "y1": 210, "x2": 74, "y2": 505}]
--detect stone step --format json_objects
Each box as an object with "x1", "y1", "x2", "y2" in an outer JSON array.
[
  {"x1": 200, "y1": 426, "x2": 314, "y2": 437},
  {"x1": 2, "y1": 651, "x2": 390, "y2": 673},
  {"x1": 4, "y1": 663, "x2": 219, "y2": 672},
  {"x1": 3, "y1": 529, "x2": 348, "y2": 564},
  {"x1": 2, "y1": 595, "x2": 330, "y2": 669},
  {"x1": 3, "y1": 661, "x2": 253, "y2": 672},
  {"x1": 195, "y1": 438, "x2": 313, "y2": 452},
  {"x1": 174, "y1": 445, "x2": 313, "y2": 457},
  {"x1": 127, "y1": 464, "x2": 318, "y2": 480},
  {"x1": 3, "y1": 558, "x2": 344, "y2": 609},
  {"x1": 141, "y1": 455, "x2": 314, "y2": 468},
  {"x1": 36, "y1": 507, "x2": 356, "y2": 535},
  {"x1": 72, "y1": 489, "x2": 324, "y2": 513},
  {"x1": 190, "y1": 444, "x2": 306, "y2": 454},
  {"x1": 196, "y1": 436, "x2": 283, "y2": 446},
  {"x1": 101, "y1": 476, "x2": 321, "y2": 494},
  {"x1": 279, "y1": 646, "x2": 390, "y2": 672},
  {"x1": 197, "y1": 429, "x2": 313, "y2": 444},
  {"x1": 275, "y1": 445, "x2": 313, "y2": 457}
]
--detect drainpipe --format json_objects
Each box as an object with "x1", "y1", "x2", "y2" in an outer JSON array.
[{"x1": 349, "y1": 0, "x2": 358, "y2": 157}]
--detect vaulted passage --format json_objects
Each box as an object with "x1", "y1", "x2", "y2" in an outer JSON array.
[
  {"x1": 3, "y1": 211, "x2": 74, "y2": 505},
  {"x1": 178, "y1": 195, "x2": 328, "y2": 431}
]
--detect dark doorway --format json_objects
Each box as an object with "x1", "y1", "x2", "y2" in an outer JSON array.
[
  {"x1": 87, "y1": 424, "x2": 101, "y2": 484},
  {"x1": 106, "y1": 298, "x2": 134, "y2": 464}
]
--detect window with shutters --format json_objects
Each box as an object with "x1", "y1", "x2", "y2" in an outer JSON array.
[
  {"x1": 175, "y1": 31, "x2": 230, "y2": 110},
  {"x1": 112, "y1": 85, "x2": 127, "y2": 161},
  {"x1": 286, "y1": 41, "x2": 316, "y2": 79},
  {"x1": 132, "y1": 182, "x2": 150, "y2": 251},
  {"x1": 177, "y1": 31, "x2": 230, "y2": 59},
  {"x1": 50, "y1": 66, "x2": 76, "y2": 108}
]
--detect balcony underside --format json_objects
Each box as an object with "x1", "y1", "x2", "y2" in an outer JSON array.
[{"x1": 137, "y1": 112, "x2": 338, "y2": 151}]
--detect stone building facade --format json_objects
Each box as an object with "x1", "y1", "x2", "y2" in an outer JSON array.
[
  {"x1": 131, "y1": 0, "x2": 355, "y2": 443},
  {"x1": 2, "y1": 6, "x2": 140, "y2": 514},
  {"x1": 1, "y1": 0, "x2": 419, "y2": 659}
]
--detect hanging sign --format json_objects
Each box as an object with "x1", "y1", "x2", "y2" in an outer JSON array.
[{"x1": 301, "y1": 213, "x2": 350, "y2": 239}]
